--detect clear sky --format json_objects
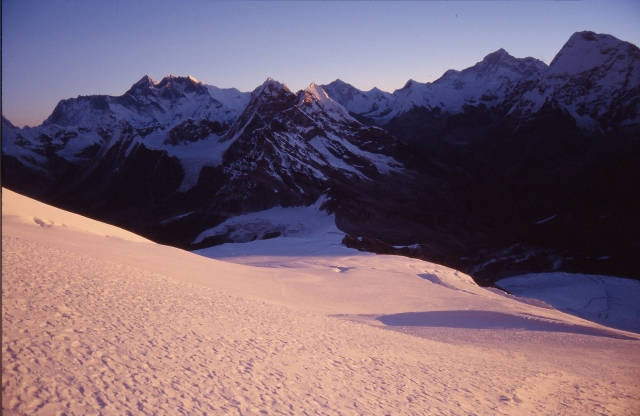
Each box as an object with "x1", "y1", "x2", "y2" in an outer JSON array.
[{"x1": 3, "y1": 1, "x2": 640, "y2": 128}]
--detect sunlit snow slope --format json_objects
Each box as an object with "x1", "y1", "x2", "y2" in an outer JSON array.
[{"x1": 2, "y1": 188, "x2": 152, "y2": 243}]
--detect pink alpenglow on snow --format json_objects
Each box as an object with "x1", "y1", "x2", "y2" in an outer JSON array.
[{"x1": 3, "y1": 188, "x2": 640, "y2": 415}]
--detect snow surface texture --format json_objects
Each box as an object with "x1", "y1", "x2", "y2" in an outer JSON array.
[
  {"x1": 3, "y1": 189, "x2": 640, "y2": 415},
  {"x1": 496, "y1": 273, "x2": 640, "y2": 334}
]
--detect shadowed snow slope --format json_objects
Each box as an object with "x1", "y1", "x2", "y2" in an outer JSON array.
[
  {"x1": 496, "y1": 273, "x2": 640, "y2": 333},
  {"x1": 3, "y1": 188, "x2": 640, "y2": 415}
]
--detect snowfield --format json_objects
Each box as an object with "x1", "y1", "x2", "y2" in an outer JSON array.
[
  {"x1": 3, "y1": 188, "x2": 640, "y2": 415},
  {"x1": 192, "y1": 197, "x2": 341, "y2": 246}
]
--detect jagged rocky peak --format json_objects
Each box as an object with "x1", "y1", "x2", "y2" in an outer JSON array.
[
  {"x1": 123, "y1": 74, "x2": 204, "y2": 100},
  {"x1": 254, "y1": 77, "x2": 291, "y2": 96},
  {"x1": 298, "y1": 82, "x2": 355, "y2": 124},
  {"x1": 154, "y1": 75, "x2": 205, "y2": 97},
  {"x1": 250, "y1": 78, "x2": 294, "y2": 105},
  {"x1": 244, "y1": 78, "x2": 298, "y2": 118},
  {"x1": 157, "y1": 74, "x2": 201, "y2": 87},
  {"x1": 127, "y1": 75, "x2": 157, "y2": 94},
  {"x1": 301, "y1": 82, "x2": 331, "y2": 104}
]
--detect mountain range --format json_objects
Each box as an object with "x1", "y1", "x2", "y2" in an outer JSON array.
[{"x1": 3, "y1": 31, "x2": 639, "y2": 284}]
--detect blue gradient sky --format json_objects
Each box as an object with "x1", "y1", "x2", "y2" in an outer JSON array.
[{"x1": 3, "y1": 1, "x2": 640, "y2": 127}]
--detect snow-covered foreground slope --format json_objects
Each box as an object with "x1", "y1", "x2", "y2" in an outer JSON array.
[
  {"x1": 3, "y1": 189, "x2": 640, "y2": 415},
  {"x1": 2, "y1": 188, "x2": 152, "y2": 243},
  {"x1": 496, "y1": 273, "x2": 640, "y2": 334}
]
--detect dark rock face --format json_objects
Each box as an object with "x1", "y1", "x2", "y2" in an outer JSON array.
[
  {"x1": 48, "y1": 133, "x2": 186, "y2": 224},
  {"x1": 165, "y1": 119, "x2": 229, "y2": 145}
]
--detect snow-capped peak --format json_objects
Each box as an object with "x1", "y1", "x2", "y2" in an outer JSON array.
[
  {"x1": 401, "y1": 79, "x2": 422, "y2": 90},
  {"x1": 509, "y1": 31, "x2": 640, "y2": 132},
  {"x1": 322, "y1": 48, "x2": 548, "y2": 123},
  {"x1": 547, "y1": 31, "x2": 636, "y2": 76},
  {"x1": 320, "y1": 80, "x2": 395, "y2": 118},
  {"x1": 471, "y1": 48, "x2": 525, "y2": 73},
  {"x1": 329, "y1": 79, "x2": 349, "y2": 87},
  {"x1": 483, "y1": 48, "x2": 509, "y2": 61},
  {"x1": 439, "y1": 69, "x2": 461, "y2": 79},
  {"x1": 217, "y1": 77, "x2": 298, "y2": 143}
]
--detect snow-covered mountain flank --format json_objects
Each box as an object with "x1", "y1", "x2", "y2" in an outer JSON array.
[
  {"x1": 323, "y1": 31, "x2": 639, "y2": 142},
  {"x1": 510, "y1": 31, "x2": 640, "y2": 136},
  {"x1": 3, "y1": 31, "x2": 639, "y2": 283}
]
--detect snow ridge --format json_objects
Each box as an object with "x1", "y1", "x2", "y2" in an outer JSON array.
[
  {"x1": 322, "y1": 48, "x2": 548, "y2": 123},
  {"x1": 320, "y1": 32, "x2": 639, "y2": 136}
]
